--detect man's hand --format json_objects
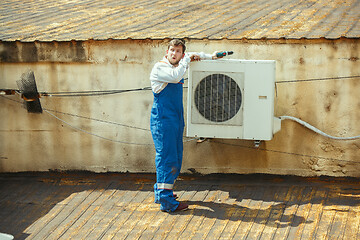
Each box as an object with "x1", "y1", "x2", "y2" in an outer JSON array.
[
  {"x1": 189, "y1": 54, "x2": 201, "y2": 62},
  {"x1": 212, "y1": 51, "x2": 222, "y2": 60}
]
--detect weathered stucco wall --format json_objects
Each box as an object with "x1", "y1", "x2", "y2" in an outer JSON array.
[{"x1": 0, "y1": 39, "x2": 359, "y2": 176}]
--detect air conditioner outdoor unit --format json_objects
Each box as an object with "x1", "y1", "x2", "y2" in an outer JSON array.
[{"x1": 186, "y1": 59, "x2": 281, "y2": 141}]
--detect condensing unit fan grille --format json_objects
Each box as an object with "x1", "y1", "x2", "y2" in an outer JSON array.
[{"x1": 194, "y1": 73, "x2": 242, "y2": 122}]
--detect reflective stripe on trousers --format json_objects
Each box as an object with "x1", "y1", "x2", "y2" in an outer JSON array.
[{"x1": 157, "y1": 183, "x2": 174, "y2": 190}]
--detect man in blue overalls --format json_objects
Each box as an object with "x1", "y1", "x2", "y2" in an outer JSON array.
[{"x1": 150, "y1": 39, "x2": 218, "y2": 212}]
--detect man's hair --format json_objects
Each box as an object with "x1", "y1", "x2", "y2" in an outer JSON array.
[{"x1": 168, "y1": 39, "x2": 186, "y2": 53}]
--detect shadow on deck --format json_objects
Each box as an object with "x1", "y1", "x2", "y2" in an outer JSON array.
[{"x1": 0, "y1": 172, "x2": 360, "y2": 239}]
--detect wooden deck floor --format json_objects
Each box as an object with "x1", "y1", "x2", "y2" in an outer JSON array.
[{"x1": 0, "y1": 172, "x2": 360, "y2": 239}]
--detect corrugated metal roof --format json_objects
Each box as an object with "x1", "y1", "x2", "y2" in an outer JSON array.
[{"x1": 0, "y1": 0, "x2": 359, "y2": 42}]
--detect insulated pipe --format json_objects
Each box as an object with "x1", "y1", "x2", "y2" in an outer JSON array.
[{"x1": 280, "y1": 116, "x2": 360, "y2": 140}]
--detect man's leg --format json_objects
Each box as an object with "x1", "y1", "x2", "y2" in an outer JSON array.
[{"x1": 153, "y1": 125, "x2": 180, "y2": 212}]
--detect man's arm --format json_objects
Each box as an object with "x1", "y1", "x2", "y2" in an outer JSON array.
[
  {"x1": 150, "y1": 55, "x2": 191, "y2": 83},
  {"x1": 187, "y1": 51, "x2": 222, "y2": 60},
  {"x1": 187, "y1": 52, "x2": 212, "y2": 60},
  {"x1": 150, "y1": 52, "x2": 220, "y2": 83}
]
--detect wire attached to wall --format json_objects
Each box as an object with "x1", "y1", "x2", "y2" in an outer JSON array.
[
  {"x1": 275, "y1": 75, "x2": 360, "y2": 84},
  {"x1": 43, "y1": 109, "x2": 196, "y2": 145},
  {"x1": 209, "y1": 139, "x2": 359, "y2": 164},
  {"x1": 40, "y1": 87, "x2": 152, "y2": 97},
  {"x1": 0, "y1": 95, "x2": 197, "y2": 145},
  {"x1": 1, "y1": 94, "x2": 358, "y2": 164},
  {"x1": 2, "y1": 75, "x2": 359, "y2": 97},
  {"x1": 1, "y1": 74, "x2": 359, "y2": 164},
  {"x1": 44, "y1": 109, "x2": 153, "y2": 145}
]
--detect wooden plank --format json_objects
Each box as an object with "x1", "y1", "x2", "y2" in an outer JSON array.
[
  {"x1": 137, "y1": 184, "x2": 191, "y2": 240},
  {"x1": 298, "y1": 188, "x2": 329, "y2": 239},
  {"x1": 342, "y1": 208, "x2": 360, "y2": 239},
  {"x1": 23, "y1": 200, "x2": 67, "y2": 237},
  {"x1": 4, "y1": 179, "x2": 59, "y2": 237},
  {"x1": 244, "y1": 186, "x2": 279, "y2": 239},
  {"x1": 139, "y1": 211, "x2": 172, "y2": 240},
  {"x1": 95, "y1": 184, "x2": 152, "y2": 239},
  {"x1": 135, "y1": 205, "x2": 170, "y2": 239},
  {"x1": 327, "y1": 209, "x2": 350, "y2": 239},
  {"x1": 231, "y1": 185, "x2": 267, "y2": 239},
  {"x1": 326, "y1": 187, "x2": 359, "y2": 239},
  {"x1": 111, "y1": 190, "x2": 154, "y2": 239},
  {"x1": 207, "y1": 185, "x2": 258, "y2": 239},
  {"x1": 1, "y1": 173, "x2": 360, "y2": 240},
  {"x1": 120, "y1": 189, "x2": 159, "y2": 239},
  {"x1": 256, "y1": 186, "x2": 292, "y2": 239},
  {"x1": 313, "y1": 189, "x2": 341, "y2": 239},
  {"x1": 45, "y1": 183, "x2": 106, "y2": 239},
  {"x1": 57, "y1": 181, "x2": 118, "y2": 239},
  {"x1": 84, "y1": 182, "x2": 142, "y2": 239},
  {"x1": 176, "y1": 186, "x2": 217, "y2": 239},
  {"x1": 153, "y1": 184, "x2": 202, "y2": 239},
  {"x1": 184, "y1": 186, "x2": 233, "y2": 239},
  {"x1": 1, "y1": 180, "x2": 41, "y2": 222},
  {"x1": 342, "y1": 189, "x2": 360, "y2": 239},
  {"x1": 25, "y1": 184, "x2": 95, "y2": 239},
  {"x1": 272, "y1": 186, "x2": 306, "y2": 239},
  {"x1": 0, "y1": 179, "x2": 25, "y2": 202},
  {"x1": 158, "y1": 186, "x2": 210, "y2": 239},
  {"x1": 68, "y1": 181, "x2": 122, "y2": 239},
  {"x1": 23, "y1": 181, "x2": 90, "y2": 236},
  {"x1": 13, "y1": 180, "x2": 65, "y2": 238},
  {"x1": 190, "y1": 184, "x2": 246, "y2": 240},
  {"x1": 201, "y1": 189, "x2": 240, "y2": 239},
  {"x1": 179, "y1": 186, "x2": 224, "y2": 239},
  {"x1": 2, "y1": 203, "x2": 29, "y2": 237},
  {"x1": 217, "y1": 185, "x2": 253, "y2": 239},
  {"x1": 286, "y1": 186, "x2": 317, "y2": 239}
]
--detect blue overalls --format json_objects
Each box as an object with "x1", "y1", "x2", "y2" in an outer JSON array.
[{"x1": 150, "y1": 79, "x2": 184, "y2": 212}]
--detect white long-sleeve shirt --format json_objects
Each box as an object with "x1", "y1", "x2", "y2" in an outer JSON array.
[{"x1": 150, "y1": 52, "x2": 212, "y2": 93}]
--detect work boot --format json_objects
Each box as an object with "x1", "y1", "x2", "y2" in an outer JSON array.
[
  {"x1": 161, "y1": 202, "x2": 189, "y2": 212},
  {"x1": 174, "y1": 202, "x2": 189, "y2": 212}
]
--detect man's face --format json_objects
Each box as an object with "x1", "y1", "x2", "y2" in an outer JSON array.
[{"x1": 166, "y1": 45, "x2": 184, "y2": 66}]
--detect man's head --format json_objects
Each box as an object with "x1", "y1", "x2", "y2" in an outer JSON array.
[
  {"x1": 168, "y1": 39, "x2": 186, "y2": 53},
  {"x1": 166, "y1": 39, "x2": 186, "y2": 66}
]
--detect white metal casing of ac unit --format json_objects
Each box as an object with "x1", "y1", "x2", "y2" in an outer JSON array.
[{"x1": 186, "y1": 59, "x2": 281, "y2": 140}]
